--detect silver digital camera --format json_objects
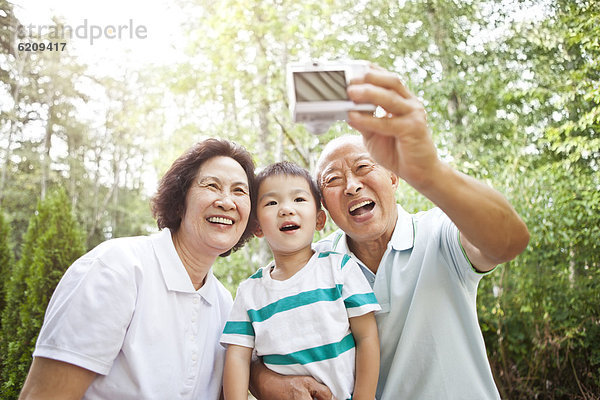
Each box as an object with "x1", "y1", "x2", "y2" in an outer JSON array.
[{"x1": 286, "y1": 60, "x2": 376, "y2": 134}]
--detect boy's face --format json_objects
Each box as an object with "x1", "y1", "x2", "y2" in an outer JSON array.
[{"x1": 255, "y1": 175, "x2": 326, "y2": 256}]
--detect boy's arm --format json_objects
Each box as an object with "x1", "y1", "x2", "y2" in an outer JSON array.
[
  {"x1": 349, "y1": 312, "x2": 380, "y2": 400},
  {"x1": 223, "y1": 344, "x2": 254, "y2": 400}
]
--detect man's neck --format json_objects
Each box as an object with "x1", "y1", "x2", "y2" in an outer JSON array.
[
  {"x1": 347, "y1": 212, "x2": 398, "y2": 274},
  {"x1": 347, "y1": 235, "x2": 389, "y2": 274}
]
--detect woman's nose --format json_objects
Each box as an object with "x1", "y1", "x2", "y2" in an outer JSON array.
[{"x1": 215, "y1": 193, "x2": 235, "y2": 210}]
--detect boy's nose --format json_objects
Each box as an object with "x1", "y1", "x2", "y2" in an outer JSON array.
[{"x1": 278, "y1": 205, "x2": 295, "y2": 216}]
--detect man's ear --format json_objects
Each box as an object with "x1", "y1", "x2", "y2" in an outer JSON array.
[
  {"x1": 315, "y1": 209, "x2": 327, "y2": 231},
  {"x1": 254, "y1": 224, "x2": 264, "y2": 238},
  {"x1": 390, "y1": 172, "x2": 399, "y2": 189}
]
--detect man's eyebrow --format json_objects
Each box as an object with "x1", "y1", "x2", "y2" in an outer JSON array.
[
  {"x1": 320, "y1": 164, "x2": 340, "y2": 176},
  {"x1": 320, "y1": 154, "x2": 373, "y2": 175}
]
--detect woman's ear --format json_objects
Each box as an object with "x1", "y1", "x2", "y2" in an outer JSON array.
[
  {"x1": 254, "y1": 224, "x2": 264, "y2": 238},
  {"x1": 315, "y1": 210, "x2": 327, "y2": 231}
]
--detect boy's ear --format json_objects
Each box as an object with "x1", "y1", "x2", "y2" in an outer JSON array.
[
  {"x1": 253, "y1": 224, "x2": 264, "y2": 238},
  {"x1": 315, "y1": 209, "x2": 327, "y2": 231}
]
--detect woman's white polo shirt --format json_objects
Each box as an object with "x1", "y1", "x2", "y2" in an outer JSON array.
[{"x1": 34, "y1": 228, "x2": 233, "y2": 400}]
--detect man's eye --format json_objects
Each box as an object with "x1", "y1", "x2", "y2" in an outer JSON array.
[
  {"x1": 325, "y1": 176, "x2": 340, "y2": 185},
  {"x1": 234, "y1": 187, "x2": 248, "y2": 195}
]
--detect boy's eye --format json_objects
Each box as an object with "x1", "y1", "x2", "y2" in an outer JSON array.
[
  {"x1": 265, "y1": 200, "x2": 277, "y2": 206},
  {"x1": 294, "y1": 197, "x2": 307, "y2": 202}
]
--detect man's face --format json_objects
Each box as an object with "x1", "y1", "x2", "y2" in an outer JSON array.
[{"x1": 317, "y1": 139, "x2": 399, "y2": 244}]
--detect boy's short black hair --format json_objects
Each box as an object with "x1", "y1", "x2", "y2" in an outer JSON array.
[{"x1": 253, "y1": 161, "x2": 322, "y2": 214}]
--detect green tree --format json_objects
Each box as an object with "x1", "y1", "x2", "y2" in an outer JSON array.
[
  {"x1": 0, "y1": 189, "x2": 85, "y2": 399},
  {"x1": 475, "y1": 1, "x2": 600, "y2": 398},
  {"x1": 0, "y1": 209, "x2": 15, "y2": 335}
]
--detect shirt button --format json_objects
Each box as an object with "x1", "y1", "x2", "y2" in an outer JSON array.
[{"x1": 192, "y1": 297, "x2": 199, "y2": 304}]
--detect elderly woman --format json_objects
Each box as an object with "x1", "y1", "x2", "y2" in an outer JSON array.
[{"x1": 19, "y1": 138, "x2": 255, "y2": 400}]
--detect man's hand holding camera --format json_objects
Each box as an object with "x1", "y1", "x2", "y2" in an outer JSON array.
[{"x1": 345, "y1": 66, "x2": 439, "y2": 191}]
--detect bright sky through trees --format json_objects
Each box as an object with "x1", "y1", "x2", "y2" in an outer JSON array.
[{"x1": 11, "y1": 0, "x2": 185, "y2": 74}]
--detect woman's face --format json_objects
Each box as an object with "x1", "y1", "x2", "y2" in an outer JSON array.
[{"x1": 178, "y1": 156, "x2": 251, "y2": 258}]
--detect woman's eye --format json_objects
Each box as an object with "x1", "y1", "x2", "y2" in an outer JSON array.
[{"x1": 325, "y1": 176, "x2": 340, "y2": 185}]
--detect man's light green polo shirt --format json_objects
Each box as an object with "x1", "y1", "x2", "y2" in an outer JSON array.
[{"x1": 315, "y1": 205, "x2": 501, "y2": 399}]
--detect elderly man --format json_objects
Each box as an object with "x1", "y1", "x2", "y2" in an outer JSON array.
[{"x1": 250, "y1": 66, "x2": 529, "y2": 399}]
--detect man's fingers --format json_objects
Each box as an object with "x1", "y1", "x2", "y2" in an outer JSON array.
[
  {"x1": 350, "y1": 68, "x2": 412, "y2": 99},
  {"x1": 366, "y1": 68, "x2": 412, "y2": 98},
  {"x1": 347, "y1": 84, "x2": 414, "y2": 116},
  {"x1": 347, "y1": 110, "x2": 417, "y2": 137},
  {"x1": 309, "y1": 383, "x2": 333, "y2": 400},
  {"x1": 289, "y1": 376, "x2": 332, "y2": 400}
]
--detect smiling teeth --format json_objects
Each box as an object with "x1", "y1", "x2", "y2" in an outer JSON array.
[
  {"x1": 208, "y1": 217, "x2": 233, "y2": 225},
  {"x1": 349, "y1": 201, "x2": 372, "y2": 213}
]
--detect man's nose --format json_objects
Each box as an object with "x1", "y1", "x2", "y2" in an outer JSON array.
[{"x1": 344, "y1": 174, "x2": 362, "y2": 196}]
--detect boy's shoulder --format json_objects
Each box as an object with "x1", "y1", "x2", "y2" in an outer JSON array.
[
  {"x1": 313, "y1": 250, "x2": 354, "y2": 272},
  {"x1": 247, "y1": 266, "x2": 266, "y2": 280},
  {"x1": 238, "y1": 265, "x2": 269, "y2": 287}
]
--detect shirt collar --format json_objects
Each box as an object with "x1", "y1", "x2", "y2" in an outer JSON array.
[
  {"x1": 151, "y1": 228, "x2": 217, "y2": 304},
  {"x1": 389, "y1": 204, "x2": 415, "y2": 251},
  {"x1": 331, "y1": 204, "x2": 414, "y2": 254}
]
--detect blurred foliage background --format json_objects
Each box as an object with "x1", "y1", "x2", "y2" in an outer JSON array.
[{"x1": 1, "y1": 0, "x2": 599, "y2": 398}]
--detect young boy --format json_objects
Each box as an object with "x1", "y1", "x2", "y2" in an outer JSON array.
[{"x1": 220, "y1": 161, "x2": 380, "y2": 400}]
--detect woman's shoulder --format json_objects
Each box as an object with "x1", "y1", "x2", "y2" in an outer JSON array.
[
  {"x1": 75, "y1": 235, "x2": 153, "y2": 277},
  {"x1": 90, "y1": 235, "x2": 150, "y2": 260}
]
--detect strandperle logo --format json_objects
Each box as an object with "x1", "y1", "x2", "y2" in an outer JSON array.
[{"x1": 16, "y1": 19, "x2": 148, "y2": 45}]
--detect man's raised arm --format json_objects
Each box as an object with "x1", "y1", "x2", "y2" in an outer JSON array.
[{"x1": 346, "y1": 66, "x2": 529, "y2": 271}]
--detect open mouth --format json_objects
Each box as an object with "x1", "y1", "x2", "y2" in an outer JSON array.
[
  {"x1": 207, "y1": 216, "x2": 234, "y2": 225},
  {"x1": 349, "y1": 200, "x2": 375, "y2": 216},
  {"x1": 280, "y1": 223, "x2": 300, "y2": 232}
]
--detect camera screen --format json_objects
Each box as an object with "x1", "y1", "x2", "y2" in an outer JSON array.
[{"x1": 293, "y1": 71, "x2": 348, "y2": 101}]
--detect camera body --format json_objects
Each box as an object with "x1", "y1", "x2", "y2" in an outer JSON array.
[{"x1": 287, "y1": 60, "x2": 376, "y2": 134}]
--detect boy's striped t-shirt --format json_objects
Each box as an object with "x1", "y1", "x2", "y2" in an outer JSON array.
[{"x1": 221, "y1": 250, "x2": 380, "y2": 400}]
